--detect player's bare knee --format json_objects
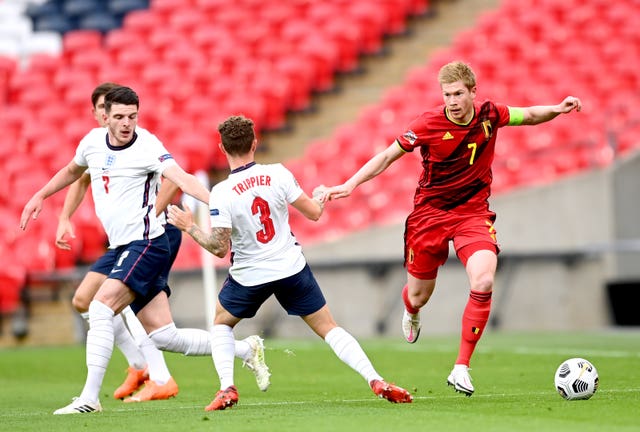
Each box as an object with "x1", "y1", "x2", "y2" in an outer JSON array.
[
  {"x1": 471, "y1": 274, "x2": 494, "y2": 293},
  {"x1": 71, "y1": 294, "x2": 90, "y2": 313}
]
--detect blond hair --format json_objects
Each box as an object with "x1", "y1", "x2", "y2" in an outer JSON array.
[{"x1": 438, "y1": 61, "x2": 476, "y2": 89}]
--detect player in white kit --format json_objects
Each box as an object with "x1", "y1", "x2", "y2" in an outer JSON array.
[
  {"x1": 20, "y1": 87, "x2": 269, "y2": 415},
  {"x1": 168, "y1": 115, "x2": 413, "y2": 410}
]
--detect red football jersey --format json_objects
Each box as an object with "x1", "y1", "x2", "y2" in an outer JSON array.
[{"x1": 396, "y1": 100, "x2": 511, "y2": 213}]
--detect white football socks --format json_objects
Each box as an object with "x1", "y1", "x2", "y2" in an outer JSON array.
[
  {"x1": 112, "y1": 312, "x2": 146, "y2": 370},
  {"x1": 121, "y1": 307, "x2": 171, "y2": 385},
  {"x1": 149, "y1": 323, "x2": 213, "y2": 356},
  {"x1": 83, "y1": 307, "x2": 148, "y2": 372},
  {"x1": 211, "y1": 324, "x2": 236, "y2": 390},
  {"x1": 324, "y1": 326, "x2": 382, "y2": 384},
  {"x1": 80, "y1": 300, "x2": 115, "y2": 403},
  {"x1": 234, "y1": 338, "x2": 251, "y2": 361},
  {"x1": 148, "y1": 322, "x2": 248, "y2": 360}
]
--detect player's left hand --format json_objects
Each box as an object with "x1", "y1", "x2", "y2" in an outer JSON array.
[
  {"x1": 167, "y1": 204, "x2": 193, "y2": 232},
  {"x1": 559, "y1": 96, "x2": 582, "y2": 113},
  {"x1": 321, "y1": 184, "x2": 354, "y2": 202}
]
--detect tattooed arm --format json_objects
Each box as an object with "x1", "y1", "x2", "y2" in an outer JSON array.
[{"x1": 167, "y1": 204, "x2": 231, "y2": 258}]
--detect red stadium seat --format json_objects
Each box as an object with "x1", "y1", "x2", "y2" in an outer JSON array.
[
  {"x1": 273, "y1": 56, "x2": 314, "y2": 112},
  {"x1": 104, "y1": 28, "x2": 138, "y2": 54},
  {"x1": 323, "y1": 18, "x2": 363, "y2": 73},
  {"x1": 14, "y1": 225, "x2": 58, "y2": 273},
  {"x1": 122, "y1": 9, "x2": 164, "y2": 37},
  {"x1": 73, "y1": 202, "x2": 108, "y2": 265},
  {"x1": 161, "y1": 41, "x2": 206, "y2": 78},
  {"x1": 167, "y1": 8, "x2": 204, "y2": 38},
  {"x1": 210, "y1": 8, "x2": 251, "y2": 34},
  {"x1": 258, "y1": 3, "x2": 292, "y2": 35},
  {"x1": 191, "y1": 25, "x2": 233, "y2": 53},
  {"x1": 296, "y1": 35, "x2": 340, "y2": 93},
  {"x1": 0, "y1": 55, "x2": 17, "y2": 93},
  {"x1": 15, "y1": 79, "x2": 52, "y2": 114},
  {"x1": 62, "y1": 29, "x2": 103, "y2": 63},
  {"x1": 346, "y1": 3, "x2": 386, "y2": 55},
  {"x1": 7, "y1": 67, "x2": 51, "y2": 105},
  {"x1": 0, "y1": 255, "x2": 26, "y2": 313},
  {"x1": 151, "y1": 0, "x2": 197, "y2": 22},
  {"x1": 376, "y1": 0, "x2": 412, "y2": 35},
  {"x1": 171, "y1": 129, "x2": 219, "y2": 172},
  {"x1": 235, "y1": 22, "x2": 272, "y2": 58},
  {"x1": 224, "y1": 92, "x2": 268, "y2": 135},
  {"x1": 250, "y1": 73, "x2": 290, "y2": 131},
  {"x1": 113, "y1": 45, "x2": 154, "y2": 79},
  {"x1": 70, "y1": 46, "x2": 109, "y2": 77},
  {"x1": 24, "y1": 53, "x2": 63, "y2": 77},
  {"x1": 193, "y1": 0, "x2": 228, "y2": 17}
]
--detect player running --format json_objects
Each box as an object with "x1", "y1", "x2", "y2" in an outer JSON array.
[
  {"x1": 168, "y1": 115, "x2": 412, "y2": 410},
  {"x1": 321, "y1": 60, "x2": 582, "y2": 396},
  {"x1": 20, "y1": 87, "x2": 270, "y2": 415},
  {"x1": 54, "y1": 83, "x2": 269, "y2": 403}
]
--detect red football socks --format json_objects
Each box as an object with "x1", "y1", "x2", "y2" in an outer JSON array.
[
  {"x1": 456, "y1": 290, "x2": 492, "y2": 366},
  {"x1": 402, "y1": 284, "x2": 420, "y2": 314}
]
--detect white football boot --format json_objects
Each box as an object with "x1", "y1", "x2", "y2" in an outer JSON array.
[
  {"x1": 53, "y1": 397, "x2": 102, "y2": 415},
  {"x1": 447, "y1": 364, "x2": 474, "y2": 396},
  {"x1": 401, "y1": 309, "x2": 421, "y2": 343},
  {"x1": 242, "y1": 335, "x2": 271, "y2": 391}
]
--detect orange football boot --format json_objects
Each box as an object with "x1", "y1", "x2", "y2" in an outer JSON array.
[
  {"x1": 124, "y1": 377, "x2": 179, "y2": 402},
  {"x1": 113, "y1": 367, "x2": 148, "y2": 400}
]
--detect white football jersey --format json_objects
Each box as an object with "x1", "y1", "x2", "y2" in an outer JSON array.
[
  {"x1": 74, "y1": 127, "x2": 177, "y2": 248},
  {"x1": 210, "y1": 162, "x2": 306, "y2": 285}
]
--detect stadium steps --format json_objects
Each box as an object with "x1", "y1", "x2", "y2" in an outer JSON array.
[{"x1": 258, "y1": 0, "x2": 503, "y2": 165}]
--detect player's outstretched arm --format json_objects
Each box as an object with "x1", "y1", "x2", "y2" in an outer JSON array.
[
  {"x1": 55, "y1": 173, "x2": 91, "y2": 250},
  {"x1": 291, "y1": 192, "x2": 324, "y2": 221},
  {"x1": 167, "y1": 204, "x2": 230, "y2": 258},
  {"x1": 518, "y1": 96, "x2": 582, "y2": 125},
  {"x1": 322, "y1": 141, "x2": 405, "y2": 202},
  {"x1": 20, "y1": 161, "x2": 86, "y2": 230},
  {"x1": 162, "y1": 165, "x2": 210, "y2": 205}
]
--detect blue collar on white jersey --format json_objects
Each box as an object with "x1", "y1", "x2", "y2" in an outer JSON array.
[{"x1": 230, "y1": 161, "x2": 256, "y2": 174}]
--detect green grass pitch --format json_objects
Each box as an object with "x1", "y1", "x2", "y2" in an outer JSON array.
[{"x1": 1, "y1": 331, "x2": 638, "y2": 432}]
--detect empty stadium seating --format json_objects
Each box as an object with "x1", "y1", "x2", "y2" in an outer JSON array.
[{"x1": 3, "y1": 0, "x2": 432, "y2": 285}]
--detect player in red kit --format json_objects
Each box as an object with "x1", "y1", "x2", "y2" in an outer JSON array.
[{"x1": 321, "y1": 60, "x2": 582, "y2": 396}]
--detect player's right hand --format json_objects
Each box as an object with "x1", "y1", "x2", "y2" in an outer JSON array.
[
  {"x1": 19, "y1": 195, "x2": 44, "y2": 230},
  {"x1": 55, "y1": 219, "x2": 75, "y2": 250}
]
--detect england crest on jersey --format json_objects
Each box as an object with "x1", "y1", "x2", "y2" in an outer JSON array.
[{"x1": 104, "y1": 153, "x2": 116, "y2": 169}]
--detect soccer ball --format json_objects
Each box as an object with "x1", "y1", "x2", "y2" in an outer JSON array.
[{"x1": 554, "y1": 357, "x2": 599, "y2": 400}]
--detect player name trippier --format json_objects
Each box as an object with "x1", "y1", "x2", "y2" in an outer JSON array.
[{"x1": 232, "y1": 175, "x2": 271, "y2": 195}]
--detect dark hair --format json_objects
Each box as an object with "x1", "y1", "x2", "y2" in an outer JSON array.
[
  {"x1": 218, "y1": 115, "x2": 255, "y2": 156},
  {"x1": 91, "y1": 82, "x2": 119, "y2": 108},
  {"x1": 104, "y1": 86, "x2": 139, "y2": 113}
]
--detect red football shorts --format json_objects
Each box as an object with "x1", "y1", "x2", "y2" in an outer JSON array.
[{"x1": 403, "y1": 204, "x2": 499, "y2": 280}]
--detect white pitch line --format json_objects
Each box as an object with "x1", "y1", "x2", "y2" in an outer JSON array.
[{"x1": 3, "y1": 388, "x2": 636, "y2": 418}]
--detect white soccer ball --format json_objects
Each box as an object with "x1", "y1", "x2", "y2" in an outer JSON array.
[{"x1": 554, "y1": 357, "x2": 599, "y2": 400}]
